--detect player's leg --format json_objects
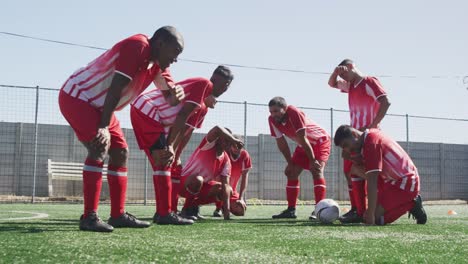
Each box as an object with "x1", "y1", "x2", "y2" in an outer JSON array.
[
  {"x1": 272, "y1": 148, "x2": 303, "y2": 219},
  {"x1": 105, "y1": 117, "x2": 150, "y2": 228},
  {"x1": 179, "y1": 175, "x2": 204, "y2": 221},
  {"x1": 59, "y1": 90, "x2": 113, "y2": 232},
  {"x1": 340, "y1": 163, "x2": 366, "y2": 223},
  {"x1": 171, "y1": 163, "x2": 183, "y2": 213}
]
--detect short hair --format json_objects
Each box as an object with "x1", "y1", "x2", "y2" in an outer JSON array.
[
  {"x1": 268, "y1": 96, "x2": 287, "y2": 108},
  {"x1": 334, "y1": 125, "x2": 354, "y2": 146},
  {"x1": 224, "y1": 127, "x2": 232, "y2": 134},
  {"x1": 151, "y1": 26, "x2": 181, "y2": 43},
  {"x1": 213, "y1": 65, "x2": 234, "y2": 82},
  {"x1": 338, "y1": 59, "x2": 354, "y2": 67}
]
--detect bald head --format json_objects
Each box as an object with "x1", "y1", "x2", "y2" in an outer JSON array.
[{"x1": 150, "y1": 26, "x2": 184, "y2": 70}]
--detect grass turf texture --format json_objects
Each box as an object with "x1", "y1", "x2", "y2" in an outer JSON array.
[{"x1": 0, "y1": 204, "x2": 467, "y2": 263}]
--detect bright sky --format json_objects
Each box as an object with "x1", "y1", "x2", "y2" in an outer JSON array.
[{"x1": 1, "y1": 0, "x2": 467, "y2": 143}]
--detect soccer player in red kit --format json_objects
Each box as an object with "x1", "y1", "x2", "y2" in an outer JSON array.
[
  {"x1": 213, "y1": 136, "x2": 251, "y2": 217},
  {"x1": 59, "y1": 26, "x2": 185, "y2": 232},
  {"x1": 328, "y1": 59, "x2": 391, "y2": 223},
  {"x1": 334, "y1": 125, "x2": 427, "y2": 225},
  {"x1": 268, "y1": 97, "x2": 331, "y2": 220},
  {"x1": 130, "y1": 66, "x2": 233, "y2": 224},
  {"x1": 179, "y1": 126, "x2": 244, "y2": 220}
]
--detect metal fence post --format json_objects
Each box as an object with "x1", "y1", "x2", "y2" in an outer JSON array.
[
  {"x1": 144, "y1": 158, "x2": 148, "y2": 205},
  {"x1": 31, "y1": 85, "x2": 39, "y2": 203},
  {"x1": 243, "y1": 101, "x2": 247, "y2": 147},
  {"x1": 406, "y1": 114, "x2": 410, "y2": 154}
]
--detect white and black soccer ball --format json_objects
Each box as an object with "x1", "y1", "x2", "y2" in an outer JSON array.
[{"x1": 315, "y1": 199, "x2": 340, "y2": 224}]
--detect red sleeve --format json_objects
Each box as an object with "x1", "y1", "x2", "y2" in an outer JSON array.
[
  {"x1": 288, "y1": 107, "x2": 307, "y2": 133},
  {"x1": 243, "y1": 151, "x2": 252, "y2": 170},
  {"x1": 366, "y1": 77, "x2": 387, "y2": 100},
  {"x1": 185, "y1": 79, "x2": 211, "y2": 107},
  {"x1": 268, "y1": 117, "x2": 283, "y2": 138},
  {"x1": 114, "y1": 39, "x2": 148, "y2": 80},
  {"x1": 153, "y1": 68, "x2": 175, "y2": 91},
  {"x1": 220, "y1": 156, "x2": 232, "y2": 177},
  {"x1": 186, "y1": 105, "x2": 208, "y2": 129},
  {"x1": 363, "y1": 133, "x2": 383, "y2": 173}
]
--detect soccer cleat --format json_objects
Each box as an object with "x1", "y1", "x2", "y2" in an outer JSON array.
[
  {"x1": 156, "y1": 212, "x2": 194, "y2": 225},
  {"x1": 272, "y1": 208, "x2": 297, "y2": 219},
  {"x1": 408, "y1": 195, "x2": 427, "y2": 224},
  {"x1": 338, "y1": 209, "x2": 363, "y2": 224},
  {"x1": 179, "y1": 207, "x2": 198, "y2": 221},
  {"x1": 213, "y1": 209, "x2": 222, "y2": 217},
  {"x1": 79, "y1": 212, "x2": 114, "y2": 232},
  {"x1": 341, "y1": 207, "x2": 357, "y2": 219},
  {"x1": 193, "y1": 206, "x2": 205, "y2": 220},
  {"x1": 108, "y1": 212, "x2": 151, "y2": 228},
  {"x1": 309, "y1": 210, "x2": 317, "y2": 220}
]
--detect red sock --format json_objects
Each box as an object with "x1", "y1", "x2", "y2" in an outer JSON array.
[
  {"x1": 107, "y1": 165, "x2": 128, "y2": 218},
  {"x1": 215, "y1": 201, "x2": 223, "y2": 210},
  {"x1": 286, "y1": 180, "x2": 300, "y2": 208},
  {"x1": 313, "y1": 178, "x2": 326, "y2": 204},
  {"x1": 83, "y1": 158, "x2": 103, "y2": 217},
  {"x1": 351, "y1": 176, "x2": 367, "y2": 216},
  {"x1": 153, "y1": 166, "x2": 172, "y2": 217},
  {"x1": 171, "y1": 165, "x2": 182, "y2": 212},
  {"x1": 348, "y1": 184, "x2": 356, "y2": 209}
]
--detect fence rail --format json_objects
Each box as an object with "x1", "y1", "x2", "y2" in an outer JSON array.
[{"x1": 1, "y1": 85, "x2": 467, "y2": 203}]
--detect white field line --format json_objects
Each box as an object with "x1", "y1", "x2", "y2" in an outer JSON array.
[{"x1": 0, "y1": 211, "x2": 49, "y2": 221}]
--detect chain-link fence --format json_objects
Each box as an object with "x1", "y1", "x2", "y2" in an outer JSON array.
[{"x1": 1, "y1": 85, "x2": 467, "y2": 203}]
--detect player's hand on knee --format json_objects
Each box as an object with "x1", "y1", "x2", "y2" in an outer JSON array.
[
  {"x1": 91, "y1": 127, "x2": 110, "y2": 151},
  {"x1": 311, "y1": 159, "x2": 322, "y2": 174}
]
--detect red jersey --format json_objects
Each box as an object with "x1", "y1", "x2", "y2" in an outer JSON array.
[
  {"x1": 61, "y1": 34, "x2": 174, "y2": 111},
  {"x1": 181, "y1": 136, "x2": 231, "y2": 182},
  {"x1": 269, "y1": 105, "x2": 329, "y2": 146},
  {"x1": 362, "y1": 129, "x2": 419, "y2": 192},
  {"x1": 186, "y1": 103, "x2": 208, "y2": 129},
  {"x1": 228, "y1": 149, "x2": 252, "y2": 191},
  {"x1": 336, "y1": 76, "x2": 386, "y2": 129},
  {"x1": 131, "y1": 77, "x2": 211, "y2": 132}
]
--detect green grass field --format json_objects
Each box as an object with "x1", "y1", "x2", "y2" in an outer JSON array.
[{"x1": 0, "y1": 203, "x2": 467, "y2": 263}]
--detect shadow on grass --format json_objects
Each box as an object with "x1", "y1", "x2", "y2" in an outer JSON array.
[{"x1": 0, "y1": 219, "x2": 79, "y2": 233}]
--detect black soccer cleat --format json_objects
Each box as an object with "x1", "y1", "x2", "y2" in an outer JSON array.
[
  {"x1": 79, "y1": 212, "x2": 114, "y2": 232},
  {"x1": 341, "y1": 207, "x2": 357, "y2": 219},
  {"x1": 108, "y1": 212, "x2": 151, "y2": 228},
  {"x1": 179, "y1": 207, "x2": 198, "y2": 221},
  {"x1": 213, "y1": 209, "x2": 222, "y2": 217},
  {"x1": 156, "y1": 212, "x2": 194, "y2": 225},
  {"x1": 338, "y1": 208, "x2": 363, "y2": 224},
  {"x1": 408, "y1": 195, "x2": 427, "y2": 224},
  {"x1": 272, "y1": 208, "x2": 297, "y2": 219}
]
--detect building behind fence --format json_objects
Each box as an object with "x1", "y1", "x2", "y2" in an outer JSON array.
[{"x1": 1, "y1": 85, "x2": 467, "y2": 203}]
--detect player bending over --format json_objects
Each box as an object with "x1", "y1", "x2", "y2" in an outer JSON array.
[{"x1": 334, "y1": 125, "x2": 427, "y2": 225}]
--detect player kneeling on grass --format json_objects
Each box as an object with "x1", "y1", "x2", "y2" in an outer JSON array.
[
  {"x1": 268, "y1": 97, "x2": 331, "y2": 220},
  {"x1": 213, "y1": 135, "x2": 251, "y2": 217},
  {"x1": 131, "y1": 66, "x2": 233, "y2": 225},
  {"x1": 334, "y1": 125, "x2": 427, "y2": 225},
  {"x1": 179, "y1": 126, "x2": 244, "y2": 220}
]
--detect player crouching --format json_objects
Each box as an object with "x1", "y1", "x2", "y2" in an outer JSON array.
[
  {"x1": 334, "y1": 125, "x2": 427, "y2": 225},
  {"x1": 179, "y1": 126, "x2": 244, "y2": 220}
]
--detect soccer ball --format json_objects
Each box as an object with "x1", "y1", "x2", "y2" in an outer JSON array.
[{"x1": 315, "y1": 199, "x2": 340, "y2": 224}]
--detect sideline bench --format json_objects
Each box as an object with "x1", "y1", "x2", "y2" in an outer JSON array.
[{"x1": 47, "y1": 159, "x2": 108, "y2": 196}]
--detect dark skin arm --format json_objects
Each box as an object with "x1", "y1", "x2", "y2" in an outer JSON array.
[
  {"x1": 364, "y1": 171, "x2": 379, "y2": 225},
  {"x1": 206, "y1": 126, "x2": 244, "y2": 149},
  {"x1": 92, "y1": 73, "x2": 130, "y2": 150},
  {"x1": 365, "y1": 96, "x2": 391, "y2": 130},
  {"x1": 220, "y1": 175, "x2": 231, "y2": 220},
  {"x1": 275, "y1": 136, "x2": 292, "y2": 164},
  {"x1": 295, "y1": 129, "x2": 320, "y2": 173}
]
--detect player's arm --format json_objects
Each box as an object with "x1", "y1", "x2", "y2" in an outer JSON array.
[
  {"x1": 365, "y1": 171, "x2": 379, "y2": 225},
  {"x1": 166, "y1": 102, "x2": 198, "y2": 149},
  {"x1": 368, "y1": 96, "x2": 391, "y2": 129},
  {"x1": 220, "y1": 176, "x2": 231, "y2": 220},
  {"x1": 295, "y1": 129, "x2": 318, "y2": 171},
  {"x1": 154, "y1": 70, "x2": 185, "y2": 106},
  {"x1": 275, "y1": 136, "x2": 292, "y2": 164},
  {"x1": 328, "y1": 66, "x2": 347, "y2": 88},
  {"x1": 238, "y1": 169, "x2": 250, "y2": 200},
  {"x1": 173, "y1": 126, "x2": 195, "y2": 163},
  {"x1": 206, "y1": 126, "x2": 244, "y2": 149},
  {"x1": 93, "y1": 73, "x2": 131, "y2": 148}
]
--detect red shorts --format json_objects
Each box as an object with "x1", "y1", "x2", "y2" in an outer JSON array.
[
  {"x1": 179, "y1": 177, "x2": 220, "y2": 205},
  {"x1": 291, "y1": 137, "x2": 331, "y2": 170},
  {"x1": 58, "y1": 90, "x2": 127, "y2": 149},
  {"x1": 377, "y1": 179, "x2": 419, "y2": 224},
  {"x1": 130, "y1": 105, "x2": 165, "y2": 150}
]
